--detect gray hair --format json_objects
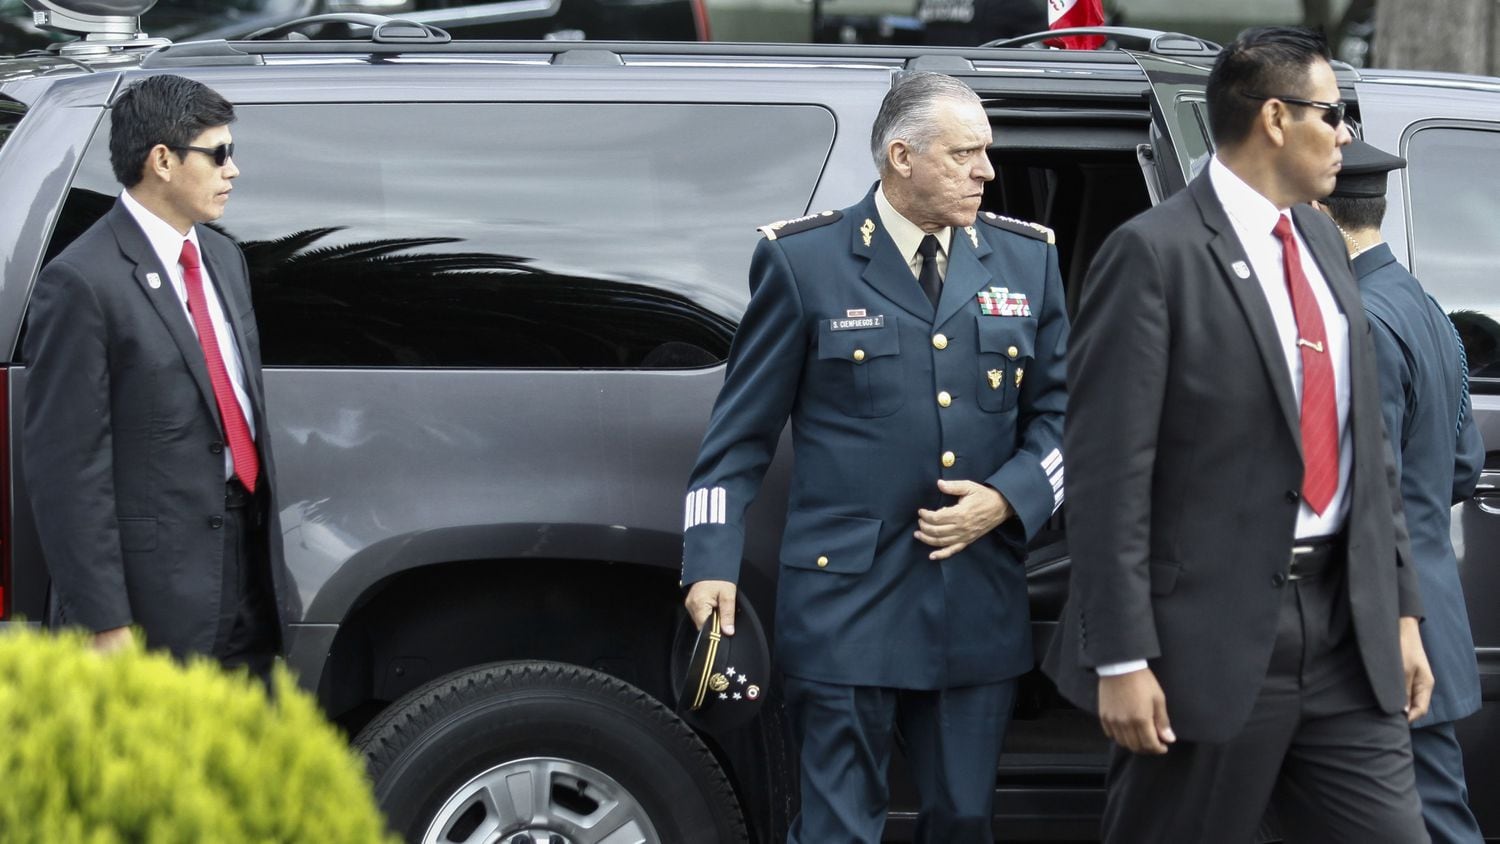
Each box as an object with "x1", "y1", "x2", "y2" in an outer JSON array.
[{"x1": 870, "y1": 72, "x2": 983, "y2": 172}]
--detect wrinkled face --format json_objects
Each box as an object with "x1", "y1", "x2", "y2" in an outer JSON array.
[
  {"x1": 163, "y1": 125, "x2": 238, "y2": 226},
  {"x1": 1279, "y1": 59, "x2": 1351, "y2": 204},
  {"x1": 901, "y1": 97, "x2": 995, "y2": 230}
]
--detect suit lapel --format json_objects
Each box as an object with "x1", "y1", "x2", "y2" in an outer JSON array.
[
  {"x1": 1190, "y1": 176, "x2": 1302, "y2": 443},
  {"x1": 933, "y1": 223, "x2": 991, "y2": 329},
  {"x1": 850, "y1": 191, "x2": 938, "y2": 323},
  {"x1": 106, "y1": 202, "x2": 221, "y2": 425}
]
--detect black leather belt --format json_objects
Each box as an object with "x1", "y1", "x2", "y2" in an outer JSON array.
[
  {"x1": 225, "y1": 479, "x2": 252, "y2": 509},
  {"x1": 1287, "y1": 534, "x2": 1344, "y2": 581}
]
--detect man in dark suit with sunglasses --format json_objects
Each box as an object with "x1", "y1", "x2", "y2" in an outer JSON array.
[
  {"x1": 1044, "y1": 27, "x2": 1431, "y2": 842},
  {"x1": 23, "y1": 74, "x2": 292, "y2": 683}
]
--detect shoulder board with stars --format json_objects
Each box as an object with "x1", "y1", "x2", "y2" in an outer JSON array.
[
  {"x1": 758, "y1": 210, "x2": 843, "y2": 241},
  {"x1": 978, "y1": 211, "x2": 1055, "y2": 246}
]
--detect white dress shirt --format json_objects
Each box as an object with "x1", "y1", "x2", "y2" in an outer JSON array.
[
  {"x1": 120, "y1": 189, "x2": 257, "y2": 481},
  {"x1": 1097, "y1": 159, "x2": 1354, "y2": 679},
  {"x1": 876, "y1": 183, "x2": 951, "y2": 283}
]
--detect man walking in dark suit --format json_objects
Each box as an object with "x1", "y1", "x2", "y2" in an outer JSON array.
[
  {"x1": 680, "y1": 72, "x2": 1067, "y2": 842},
  {"x1": 1318, "y1": 139, "x2": 1486, "y2": 844},
  {"x1": 1043, "y1": 27, "x2": 1433, "y2": 842},
  {"x1": 23, "y1": 74, "x2": 291, "y2": 683}
]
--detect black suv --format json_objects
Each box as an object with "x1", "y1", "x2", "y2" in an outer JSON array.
[{"x1": 1, "y1": 10, "x2": 1498, "y2": 843}]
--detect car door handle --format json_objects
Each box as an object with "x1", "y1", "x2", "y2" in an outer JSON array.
[{"x1": 1476, "y1": 473, "x2": 1500, "y2": 515}]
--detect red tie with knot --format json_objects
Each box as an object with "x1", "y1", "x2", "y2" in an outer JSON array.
[
  {"x1": 1272, "y1": 214, "x2": 1337, "y2": 515},
  {"x1": 179, "y1": 239, "x2": 259, "y2": 492}
]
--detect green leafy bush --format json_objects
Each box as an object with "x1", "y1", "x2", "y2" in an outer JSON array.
[{"x1": 0, "y1": 627, "x2": 398, "y2": 843}]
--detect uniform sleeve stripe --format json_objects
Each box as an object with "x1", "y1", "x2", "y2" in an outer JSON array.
[
  {"x1": 1041, "y1": 448, "x2": 1062, "y2": 473},
  {"x1": 686, "y1": 486, "x2": 729, "y2": 529},
  {"x1": 1050, "y1": 468, "x2": 1064, "y2": 492}
]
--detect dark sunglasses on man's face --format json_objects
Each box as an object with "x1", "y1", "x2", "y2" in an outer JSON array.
[
  {"x1": 1241, "y1": 93, "x2": 1347, "y2": 129},
  {"x1": 171, "y1": 142, "x2": 235, "y2": 167}
]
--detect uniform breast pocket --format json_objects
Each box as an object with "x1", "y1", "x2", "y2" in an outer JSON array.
[
  {"x1": 975, "y1": 316, "x2": 1035, "y2": 413},
  {"x1": 816, "y1": 321, "x2": 903, "y2": 418}
]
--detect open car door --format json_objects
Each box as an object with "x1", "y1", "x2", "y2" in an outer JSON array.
[{"x1": 1128, "y1": 50, "x2": 1215, "y2": 202}]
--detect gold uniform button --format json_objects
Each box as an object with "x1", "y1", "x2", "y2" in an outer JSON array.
[
  {"x1": 941, "y1": 451, "x2": 956, "y2": 468},
  {"x1": 852, "y1": 349, "x2": 865, "y2": 362},
  {"x1": 1007, "y1": 345, "x2": 1019, "y2": 359},
  {"x1": 937, "y1": 391, "x2": 952, "y2": 408},
  {"x1": 932, "y1": 333, "x2": 949, "y2": 350},
  {"x1": 817, "y1": 556, "x2": 829, "y2": 568}
]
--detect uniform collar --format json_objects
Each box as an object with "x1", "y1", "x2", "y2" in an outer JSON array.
[{"x1": 875, "y1": 182, "x2": 952, "y2": 267}]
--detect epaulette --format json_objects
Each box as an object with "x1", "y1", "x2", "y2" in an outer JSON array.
[
  {"x1": 978, "y1": 211, "x2": 1055, "y2": 245},
  {"x1": 758, "y1": 210, "x2": 843, "y2": 241}
]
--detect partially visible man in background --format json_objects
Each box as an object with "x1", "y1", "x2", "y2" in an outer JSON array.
[{"x1": 1319, "y1": 138, "x2": 1486, "y2": 844}]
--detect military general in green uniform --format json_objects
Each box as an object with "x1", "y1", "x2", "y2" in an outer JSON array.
[{"x1": 679, "y1": 71, "x2": 1069, "y2": 843}]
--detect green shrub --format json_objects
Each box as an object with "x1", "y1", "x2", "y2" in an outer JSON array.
[{"x1": 0, "y1": 627, "x2": 398, "y2": 844}]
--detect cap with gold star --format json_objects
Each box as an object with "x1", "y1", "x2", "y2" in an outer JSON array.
[{"x1": 674, "y1": 600, "x2": 769, "y2": 732}]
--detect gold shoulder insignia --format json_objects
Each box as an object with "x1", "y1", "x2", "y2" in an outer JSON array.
[
  {"x1": 978, "y1": 211, "x2": 1056, "y2": 246},
  {"x1": 758, "y1": 209, "x2": 843, "y2": 241}
]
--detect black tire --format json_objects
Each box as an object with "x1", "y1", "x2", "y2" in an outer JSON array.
[{"x1": 354, "y1": 660, "x2": 748, "y2": 844}]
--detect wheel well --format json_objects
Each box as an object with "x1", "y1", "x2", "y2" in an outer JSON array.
[{"x1": 317, "y1": 558, "x2": 683, "y2": 736}]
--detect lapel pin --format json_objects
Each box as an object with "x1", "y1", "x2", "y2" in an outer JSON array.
[
  {"x1": 988, "y1": 369, "x2": 1004, "y2": 390},
  {"x1": 965, "y1": 226, "x2": 978, "y2": 249},
  {"x1": 860, "y1": 218, "x2": 875, "y2": 248},
  {"x1": 1232, "y1": 260, "x2": 1251, "y2": 279},
  {"x1": 146, "y1": 272, "x2": 162, "y2": 290}
]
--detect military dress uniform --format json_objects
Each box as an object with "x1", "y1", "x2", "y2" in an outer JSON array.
[
  {"x1": 681, "y1": 184, "x2": 1067, "y2": 842},
  {"x1": 1358, "y1": 243, "x2": 1485, "y2": 844}
]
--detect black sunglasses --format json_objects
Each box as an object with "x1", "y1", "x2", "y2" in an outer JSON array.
[
  {"x1": 1241, "y1": 93, "x2": 1347, "y2": 129},
  {"x1": 171, "y1": 142, "x2": 235, "y2": 167}
]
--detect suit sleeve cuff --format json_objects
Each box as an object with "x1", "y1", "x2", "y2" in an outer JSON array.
[{"x1": 1096, "y1": 659, "x2": 1149, "y2": 677}]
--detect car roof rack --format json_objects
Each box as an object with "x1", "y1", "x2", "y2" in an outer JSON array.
[
  {"x1": 242, "y1": 14, "x2": 451, "y2": 44},
  {"x1": 984, "y1": 27, "x2": 1220, "y2": 56},
  {"x1": 137, "y1": 27, "x2": 1219, "y2": 71}
]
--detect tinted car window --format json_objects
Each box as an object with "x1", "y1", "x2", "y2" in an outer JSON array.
[
  {"x1": 1406, "y1": 123, "x2": 1500, "y2": 378},
  {"x1": 48, "y1": 101, "x2": 835, "y2": 368}
]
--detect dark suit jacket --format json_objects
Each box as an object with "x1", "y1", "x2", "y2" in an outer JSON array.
[
  {"x1": 22, "y1": 199, "x2": 296, "y2": 659},
  {"x1": 1042, "y1": 173, "x2": 1419, "y2": 742},
  {"x1": 682, "y1": 186, "x2": 1069, "y2": 689},
  {"x1": 1358, "y1": 244, "x2": 1485, "y2": 726}
]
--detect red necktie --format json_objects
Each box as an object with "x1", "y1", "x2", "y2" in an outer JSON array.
[
  {"x1": 179, "y1": 239, "x2": 259, "y2": 493},
  {"x1": 1272, "y1": 215, "x2": 1337, "y2": 514}
]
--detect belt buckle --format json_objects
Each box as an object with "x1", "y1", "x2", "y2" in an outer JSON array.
[{"x1": 1287, "y1": 544, "x2": 1316, "y2": 581}]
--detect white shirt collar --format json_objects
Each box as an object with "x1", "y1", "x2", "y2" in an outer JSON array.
[
  {"x1": 120, "y1": 188, "x2": 201, "y2": 273},
  {"x1": 875, "y1": 182, "x2": 952, "y2": 265},
  {"x1": 1208, "y1": 155, "x2": 1285, "y2": 238}
]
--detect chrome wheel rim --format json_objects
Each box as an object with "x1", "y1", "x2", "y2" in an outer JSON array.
[{"x1": 422, "y1": 756, "x2": 660, "y2": 844}]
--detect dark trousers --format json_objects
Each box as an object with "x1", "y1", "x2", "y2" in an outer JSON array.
[
  {"x1": 1103, "y1": 561, "x2": 1428, "y2": 844},
  {"x1": 783, "y1": 675, "x2": 1016, "y2": 844},
  {"x1": 1412, "y1": 720, "x2": 1483, "y2": 844},
  {"x1": 212, "y1": 480, "x2": 279, "y2": 688}
]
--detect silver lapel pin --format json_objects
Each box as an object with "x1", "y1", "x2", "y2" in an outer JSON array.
[
  {"x1": 1231, "y1": 260, "x2": 1251, "y2": 279},
  {"x1": 145, "y1": 272, "x2": 162, "y2": 289}
]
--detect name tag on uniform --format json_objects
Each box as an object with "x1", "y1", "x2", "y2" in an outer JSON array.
[{"x1": 828, "y1": 315, "x2": 885, "y2": 331}]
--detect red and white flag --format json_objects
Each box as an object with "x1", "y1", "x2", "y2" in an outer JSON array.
[{"x1": 1044, "y1": 0, "x2": 1105, "y2": 50}]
